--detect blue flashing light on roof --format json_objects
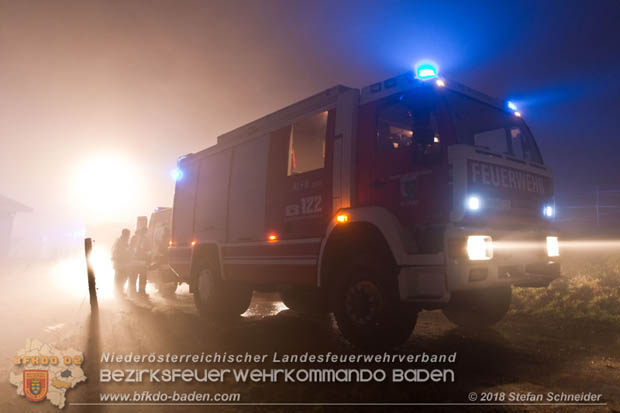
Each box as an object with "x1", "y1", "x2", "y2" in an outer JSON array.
[
  {"x1": 415, "y1": 63, "x2": 438, "y2": 80},
  {"x1": 507, "y1": 101, "x2": 518, "y2": 111},
  {"x1": 172, "y1": 168, "x2": 183, "y2": 181}
]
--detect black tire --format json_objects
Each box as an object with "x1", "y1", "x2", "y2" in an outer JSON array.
[
  {"x1": 442, "y1": 286, "x2": 512, "y2": 329},
  {"x1": 156, "y1": 282, "x2": 178, "y2": 297},
  {"x1": 280, "y1": 289, "x2": 327, "y2": 314},
  {"x1": 332, "y1": 255, "x2": 418, "y2": 350},
  {"x1": 193, "y1": 258, "x2": 252, "y2": 319}
]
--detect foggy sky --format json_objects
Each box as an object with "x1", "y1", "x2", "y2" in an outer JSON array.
[{"x1": 1, "y1": 0, "x2": 619, "y2": 239}]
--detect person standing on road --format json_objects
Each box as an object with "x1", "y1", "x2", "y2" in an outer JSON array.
[
  {"x1": 111, "y1": 229, "x2": 132, "y2": 296},
  {"x1": 130, "y1": 226, "x2": 151, "y2": 296}
]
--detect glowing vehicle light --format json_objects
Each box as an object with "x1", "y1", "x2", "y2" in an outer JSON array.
[
  {"x1": 546, "y1": 236, "x2": 560, "y2": 257},
  {"x1": 336, "y1": 214, "x2": 349, "y2": 223},
  {"x1": 416, "y1": 64, "x2": 438, "y2": 80},
  {"x1": 507, "y1": 101, "x2": 517, "y2": 111},
  {"x1": 435, "y1": 79, "x2": 446, "y2": 87},
  {"x1": 543, "y1": 205, "x2": 554, "y2": 218},
  {"x1": 169, "y1": 240, "x2": 174, "y2": 247},
  {"x1": 268, "y1": 233, "x2": 278, "y2": 242},
  {"x1": 467, "y1": 236, "x2": 493, "y2": 260},
  {"x1": 514, "y1": 111, "x2": 522, "y2": 118},
  {"x1": 191, "y1": 240, "x2": 197, "y2": 247},
  {"x1": 467, "y1": 196, "x2": 481, "y2": 211},
  {"x1": 172, "y1": 168, "x2": 183, "y2": 181}
]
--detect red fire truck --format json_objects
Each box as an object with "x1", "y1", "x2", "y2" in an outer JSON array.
[{"x1": 169, "y1": 66, "x2": 560, "y2": 349}]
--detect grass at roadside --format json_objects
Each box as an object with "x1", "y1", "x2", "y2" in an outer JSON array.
[{"x1": 511, "y1": 254, "x2": 620, "y2": 325}]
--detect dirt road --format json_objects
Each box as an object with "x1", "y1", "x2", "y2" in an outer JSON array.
[{"x1": 1, "y1": 256, "x2": 619, "y2": 412}]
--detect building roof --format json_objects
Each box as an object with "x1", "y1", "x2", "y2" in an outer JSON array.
[{"x1": 0, "y1": 194, "x2": 32, "y2": 213}]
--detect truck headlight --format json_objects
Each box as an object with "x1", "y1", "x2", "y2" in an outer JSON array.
[
  {"x1": 543, "y1": 204, "x2": 554, "y2": 218},
  {"x1": 467, "y1": 235, "x2": 493, "y2": 260},
  {"x1": 546, "y1": 236, "x2": 559, "y2": 257},
  {"x1": 466, "y1": 196, "x2": 481, "y2": 211}
]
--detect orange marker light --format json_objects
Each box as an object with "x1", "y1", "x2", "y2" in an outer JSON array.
[
  {"x1": 169, "y1": 240, "x2": 174, "y2": 247},
  {"x1": 191, "y1": 240, "x2": 197, "y2": 247},
  {"x1": 268, "y1": 233, "x2": 278, "y2": 242},
  {"x1": 336, "y1": 214, "x2": 349, "y2": 223}
]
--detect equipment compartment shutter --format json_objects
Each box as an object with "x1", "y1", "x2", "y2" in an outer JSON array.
[
  {"x1": 171, "y1": 160, "x2": 199, "y2": 244},
  {"x1": 228, "y1": 134, "x2": 270, "y2": 242},
  {"x1": 194, "y1": 149, "x2": 232, "y2": 241}
]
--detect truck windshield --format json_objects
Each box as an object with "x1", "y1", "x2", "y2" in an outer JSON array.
[{"x1": 445, "y1": 90, "x2": 543, "y2": 164}]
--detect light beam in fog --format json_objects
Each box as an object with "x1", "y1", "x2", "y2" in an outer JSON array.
[
  {"x1": 493, "y1": 240, "x2": 620, "y2": 252},
  {"x1": 52, "y1": 245, "x2": 116, "y2": 300},
  {"x1": 72, "y1": 154, "x2": 144, "y2": 222},
  {"x1": 556, "y1": 240, "x2": 620, "y2": 250}
]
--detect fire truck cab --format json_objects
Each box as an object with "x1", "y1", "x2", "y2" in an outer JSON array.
[{"x1": 169, "y1": 67, "x2": 560, "y2": 349}]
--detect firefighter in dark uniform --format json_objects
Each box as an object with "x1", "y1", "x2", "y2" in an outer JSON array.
[
  {"x1": 111, "y1": 228, "x2": 132, "y2": 296},
  {"x1": 129, "y1": 226, "x2": 151, "y2": 296}
]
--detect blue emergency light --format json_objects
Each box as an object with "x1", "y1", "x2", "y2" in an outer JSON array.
[
  {"x1": 507, "y1": 101, "x2": 518, "y2": 111},
  {"x1": 416, "y1": 64, "x2": 438, "y2": 80},
  {"x1": 172, "y1": 168, "x2": 183, "y2": 181}
]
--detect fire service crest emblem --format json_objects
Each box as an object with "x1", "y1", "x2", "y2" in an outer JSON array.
[{"x1": 23, "y1": 370, "x2": 48, "y2": 402}]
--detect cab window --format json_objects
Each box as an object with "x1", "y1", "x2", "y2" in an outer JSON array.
[
  {"x1": 446, "y1": 90, "x2": 543, "y2": 163},
  {"x1": 287, "y1": 111, "x2": 327, "y2": 175},
  {"x1": 376, "y1": 98, "x2": 441, "y2": 151},
  {"x1": 509, "y1": 126, "x2": 540, "y2": 162},
  {"x1": 474, "y1": 128, "x2": 508, "y2": 154}
]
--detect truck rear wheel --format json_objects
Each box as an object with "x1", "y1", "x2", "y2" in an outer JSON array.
[
  {"x1": 193, "y1": 260, "x2": 252, "y2": 320},
  {"x1": 442, "y1": 286, "x2": 512, "y2": 329},
  {"x1": 332, "y1": 256, "x2": 418, "y2": 350}
]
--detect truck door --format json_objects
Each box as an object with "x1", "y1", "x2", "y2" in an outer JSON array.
[
  {"x1": 370, "y1": 91, "x2": 448, "y2": 233},
  {"x1": 222, "y1": 109, "x2": 340, "y2": 286},
  {"x1": 266, "y1": 109, "x2": 336, "y2": 239},
  {"x1": 223, "y1": 109, "x2": 336, "y2": 286}
]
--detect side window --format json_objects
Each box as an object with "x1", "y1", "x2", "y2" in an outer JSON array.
[
  {"x1": 377, "y1": 101, "x2": 441, "y2": 150},
  {"x1": 377, "y1": 102, "x2": 414, "y2": 149},
  {"x1": 510, "y1": 127, "x2": 525, "y2": 159},
  {"x1": 287, "y1": 111, "x2": 328, "y2": 175},
  {"x1": 474, "y1": 128, "x2": 508, "y2": 154},
  {"x1": 510, "y1": 127, "x2": 542, "y2": 163}
]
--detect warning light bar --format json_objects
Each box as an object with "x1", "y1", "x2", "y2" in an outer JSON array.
[{"x1": 415, "y1": 63, "x2": 438, "y2": 80}]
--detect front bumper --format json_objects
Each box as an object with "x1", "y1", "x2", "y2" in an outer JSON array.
[{"x1": 445, "y1": 226, "x2": 561, "y2": 292}]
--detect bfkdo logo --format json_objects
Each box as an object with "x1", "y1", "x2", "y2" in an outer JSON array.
[
  {"x1": 10, "y1": 339, "x2": 87, "y2": 409},
  {"x1": 23, "y1": 370, "x2": 49, "y2": 402}
]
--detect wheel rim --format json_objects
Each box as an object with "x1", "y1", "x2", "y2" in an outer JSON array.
[{"x1": 345, "y1": 280, "x2": 383, "y2": 326}]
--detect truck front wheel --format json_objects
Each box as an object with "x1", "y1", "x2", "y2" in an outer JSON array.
[
  {"x1": 332, "y1": 257, "x2": 418, "y2": 350},
  {"x1": 193, "y1": 260, "x2": 252, "y2": 320},
  {"x1": 442, "y1": 286, "x2": 512, "y2": 329}
]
